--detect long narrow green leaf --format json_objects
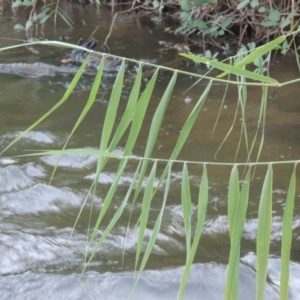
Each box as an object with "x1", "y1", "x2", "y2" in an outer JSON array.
[
  {"x1": 280, "y1": 168, "x2": 296, "y2": 300},
  {"x1": 62, "y1": 55, "x2": 105, "y2": 148},
  {"x1": 100, "y1": 59, "x2": 125, "y2": 152},
  {"x1": 177, "y1": 165, "x2": 209, "y2": 300},
  {"x1": 236, "y1": 36, "x2": 284, "y2": 67},
  {"x1": 211, "y1": 78, "x2": 230, "y2": 138},
  {"x1": 108, "y1": 65, "x2": 142, "y2": 151},
  {"x1": 134, "y1": 162, "x2": 172, "y2": 287},
  {"x1": 123, "y1": 68, "x2": 158, "y2": 158},
  {"x1": 246, "y1": 85, "x2": 267, "y2": 163},
  {"x1": 213, "y1": 98, "x2": 239, "y2": 160},
  {"x1": 218, "y1": 36, "x2": 285, "y2": 78},
  {"x1": 83, "y1": 65, "x2": 142, "y2": 194},
  {"x1": 16, "y1": 148, "x2": 121, "y2": 158},
  {"x1": 135, "y1": 161, "x2": 157, "y2": 270},
  {"x1": 144, "y1": 71, "x2": 178, "y2": 159},
  {"x1": 133, "y1": 72, "x2": 177, "y2": 201},
  {"x1": 254, "y1": 86, "x2": 268, "y2": 163},
  {"x1": 224, "y1": 168, "x2": 250, "y2": 300},
  {"x1": 235, "y1": 75, "x2": 250, "y2": 160},
  {"x1": 152, "y1": 81, "x2": 212, "y2": 202},
  {"x1": 256, "y1": 164, "x2": 273, "y2": 300},
  {"x1": 91, "y1": 60, "x2": 125, "y2": 202},
  {"x1": 181, "y1": 53, "x2": 278, "y2": 84},
  {"x1": 57, "y1": 9, "x2": 73, "y2": 28},
  {"x1": 0, "y1": 56, "x2": 88, "y2": 155},
  {"x1": 228, "y1": 165, "x2": 240, "y2": 237},
  {"x1": 87, "y1": 158, "x2": 128, "y2": 249},
  {"x1": 49, "y1": 55, "x2": 106, "y2": 182},
  {"x1": 57, "y1": 6, "x2": 74, "y2": 24},
  {"x1": 170, "y1": 81, "x2": 212, "y2": 160},
  {"x1": 85, "y1": 159, "x2": 141, "y2": 268},
  {"x1": 182, "y1": 163, "x2": 192, "y2": 255}
]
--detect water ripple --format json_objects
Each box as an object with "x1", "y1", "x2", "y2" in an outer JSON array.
[
  {"x1": 0, "y1": 165, "x2": 34, "y2": 193},
  {"x1": 0, "y1": 183, "x2": 82, "y2": 215}
]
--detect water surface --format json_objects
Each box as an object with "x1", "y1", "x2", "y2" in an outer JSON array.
[{"x1": 0, "y1": 4, "x2": 300, "y2": 299}]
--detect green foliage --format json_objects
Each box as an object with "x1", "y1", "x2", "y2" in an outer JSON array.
[
  {"x1": 261, "y1": 8, "x2": 281, "y2": 27},
  {"x1": 280, "y1": 169, "x2": 296, "y2": 300},
  {"x1": 12, "y1": 0, "x2": 37, "y2": 8},
  {"x1": 1, "y1": 36, "x2": 299, "y2": 299},
  {"x1": 177, "y1": 0, "x2": 300, "y2": 49},
  {"x1": 12, "y1": 0, "x2": 73, "y2": 39},
  {"x1": 225, "y1": 167, "x2": 250, "y2": 300},
  {"x1": 256, "y1": 164, "x2": 273, "y2": 299},
  {"x1": 6, "y1": 0, "x2": 300, "y2": 51},
  {"x1": 152, "y1": 0, "x2": 165, "y2": 15}
]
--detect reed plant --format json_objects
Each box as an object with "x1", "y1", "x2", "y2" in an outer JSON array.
[{"x1": 1, "y1": 33, "x2": 299, "y2": 299}]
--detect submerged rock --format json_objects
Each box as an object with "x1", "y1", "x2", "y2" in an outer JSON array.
[
  {"x1": 68, "y1": 38, "x2": 121, "y2": 72},
  {"x1": 0, "y1": 62, "x2": 78, "y2": 77},
  {"x1": 0, "y1": 38, "x2": 121, "y2": 77}
]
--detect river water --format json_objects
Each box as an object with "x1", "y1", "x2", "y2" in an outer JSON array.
[{"x1": 0, "y1": 3, "x2": 300, "y2": 300}]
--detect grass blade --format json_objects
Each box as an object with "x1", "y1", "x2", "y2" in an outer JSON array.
[
  {"x1": 218, "y1": 36, "x2": 285, "y2": 78},
  {"x1": 100, "y1": 59, "x2": 125, "y2": 152},
  {"x1": 152, "y1": 81, "x2": 212, "y2": 203},
  {"x1": 133, "y1": 72, "x2": 177, "y2": 201},
  {"x1": 91, "y1": 60, "x2": 125, "y2": 201},
  {"x1": 280, "y1": 167, "x2": 296, "y2": 300},
  {"x1": 181, "y1": 53, "x2": 278, "y2": 84},
  {"x1": 85, "y1": 159, "x2": 141, "y2": 268},
  {"x1": 16, "y1": 148, "x2": 121, "y2": 158},
  {"x1": 108, "y1": 65, "x2": 142, "y2": 151},
  {"x1": 0, "y1": 56, "x2": 88, "y2": 155},
  {"x1": 134, "y1": 162, "x2": 173, "y2": 287},
  {"x1": 170, "y1": 80, "x2": 212, "y2": 160},
  {"x1": 256, "y1": 164, "x2": 273, "y2": 300},
  {"x1": 178, "y1": 165, "x2": 209, "y2": 300},
  {"x1": 63, "y1": 55, "x2": 105, "y2": 148},
  {"x1": 135, "y1": 161, "x2": 157, "y2": 270},
  {"x1": 182, "y1": 163, "x2": 192, "y2": 255},
  {"x1": 124, "y1": 68, "x2": 158, "y2": 158},
  {"x1": 224, "y1": 168, "x2": 250, "y2": 300},
  {"x1": 228, "y1": 165, "x2": 240, "y2": 237},
  {"x1": 87, "y1": 157, "x2": 128, "y2": 250},
  {"x1": 49, "y1": 55, "x2": 105, "y2": 181}
]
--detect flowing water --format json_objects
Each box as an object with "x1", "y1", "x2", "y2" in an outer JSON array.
[{"x1": 0, "y1": 4, "x2": 300, "y2": 300}]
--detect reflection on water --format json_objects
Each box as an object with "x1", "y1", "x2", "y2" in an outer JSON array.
[
  {"x1": 1, "y1": 261, "x2": 293, "y2": 300},
  {"x1": 1, "y1": 4, "x2": 300, "y2": 300}
]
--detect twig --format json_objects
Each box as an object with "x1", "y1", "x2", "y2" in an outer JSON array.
[{"x1": 102, "y1": 3, "x2": 146, "y2": 50}]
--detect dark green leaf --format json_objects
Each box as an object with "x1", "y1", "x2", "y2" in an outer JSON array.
[
  {"x1": 180, "y1": 11, "x2": 190, "y2": 21},
  {"x1": 195, "y1": 20, "x2": 208, "y2": 30},
  {"x1": 261, "y1": 20, "x2": 278, "y2": 27},
  {"x1": 269, "y1": 9, "x2": 280, "y2": 22},
  {"x1": 194, "y1": 0, "x2": 210, "y2": 5},
  {"x1": 222, "y1": 17, "x2": 232, "y2": 29},
  {"x1": 14, "y1": 24, "x2": 24, "y2": 31},
  {"x1": 181, "y1": 0, "x2": 190, "y2": 11},
  {"x1": 280, "y1": 12, "x2": 295, "y2": 29},
  {"x1": 237, "y1": 0, "x2": 249, "y2": 10},
  {"x1": 181, "y1": 53, "x2": 279, "y2": 84},
  {"x1": 25, "y1": 20, "x2": 33, "y2": 31},
  {"x1": 258, "y1": 6, "x2": 266, "y2": 12},
  {"x1": 12, "y1": 0, "x2": 32, "y2": 6},
  {"x1": 256, "y1": 164, "x2": 273, "y2": 300},
  {"x1": 225, "y1": 169, "x2": 250, "y2": 300},
  {"x1": 250, "y1": 0, "x2": 259, "y2": 8},
  {"x1": 11, "y1": 0, "x2": 22, "y2": 7},
  {"x1": 207, "y1": 26, "x2": 219, "y2": 33},
  {"x1": 280, "y1": 169, "x2": 296, "y2": 300}
]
